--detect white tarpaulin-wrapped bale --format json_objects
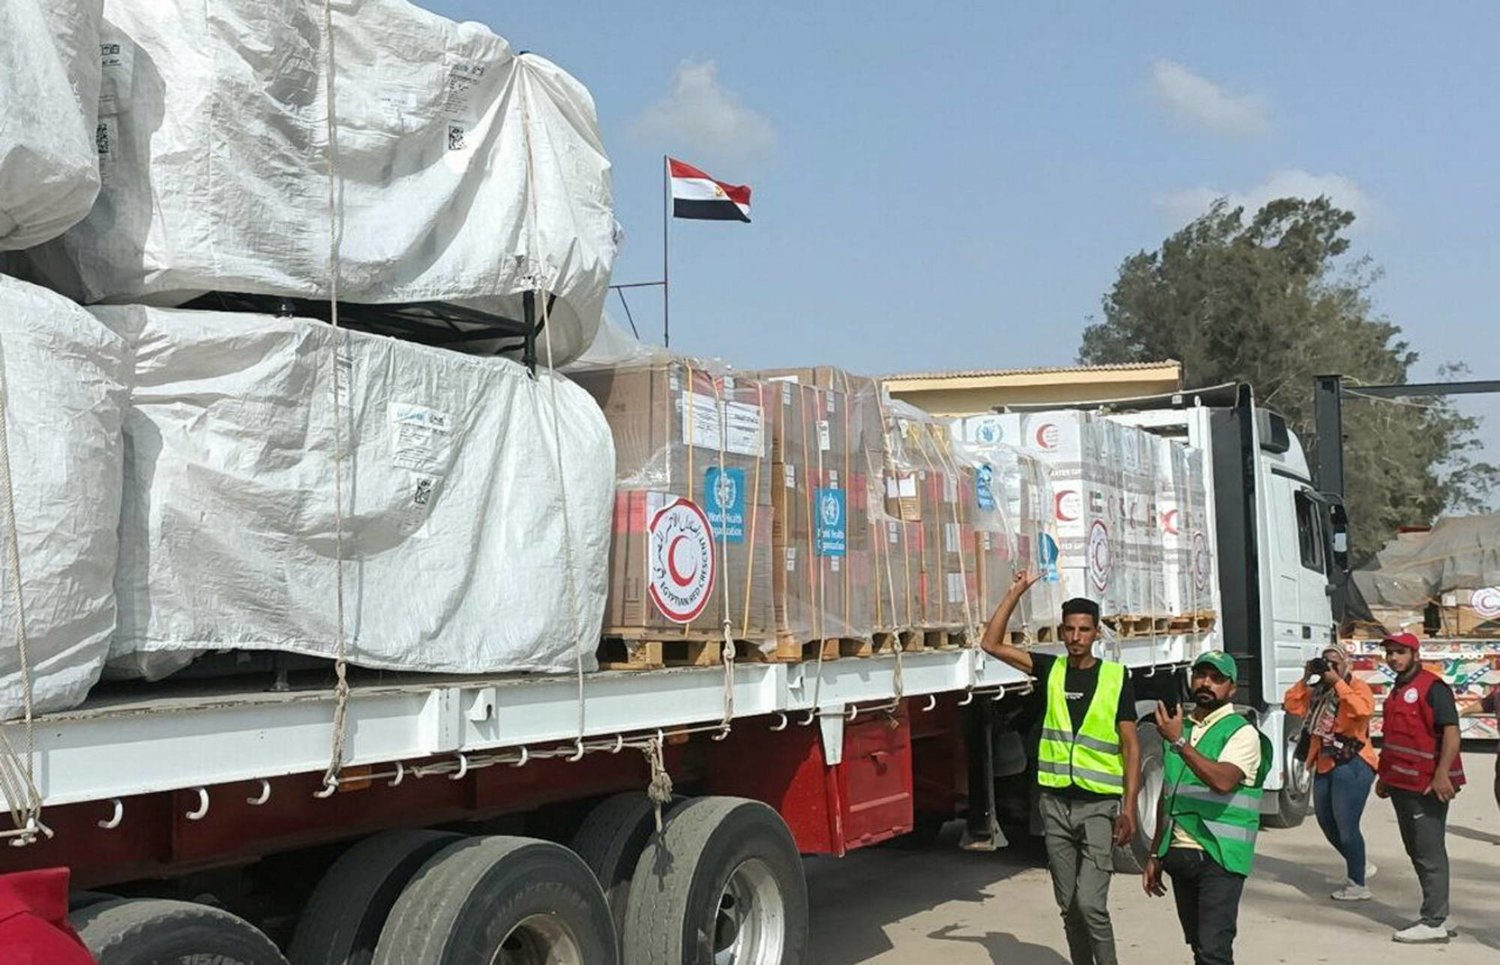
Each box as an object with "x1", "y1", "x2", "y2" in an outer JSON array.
[
  {"x1": 0, "y1": 0, "x2": 103, "y2": 250},
  {"x1": 92, "y1": 305, "x2": 614, "y2": 676},
  {"x1": 0, "y1": 276, "x2": 128, "y2": 719},
  {"x1": 24, "y1": 0, "x2": 616, "y2": 365}
]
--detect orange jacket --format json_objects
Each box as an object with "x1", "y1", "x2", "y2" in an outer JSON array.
[{"x1": 1284, "y1": 675, "x2": 1379, "y2": 774}]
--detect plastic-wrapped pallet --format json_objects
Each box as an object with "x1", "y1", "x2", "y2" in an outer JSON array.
[
  {"x1": 0, "y1": 0, "x2": 103, "y2": 250},
  {"x1": 887, "y1": 403, "x2": 978, "y2": 633},
  {"x1": 21, "y1": 0, "x2": 616, "y2": 365},
  {"x1": 756, "y1": 367, "x2": 880, "y2": 648},
  {"x1": 0, "y1": 276, "x2": 128, "y2": 719},
  {"x1": 569, "y1": 359, "x2": 776, "y2": 650},
  {"x1": 969, "y1": 412, "x2": 1126, "y2": 615},
  {"x1": 93, "y1": 305, "x2": 613, "y2": 678}
]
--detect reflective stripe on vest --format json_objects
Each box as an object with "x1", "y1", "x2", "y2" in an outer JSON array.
[
  {"x1": 1157, "y1": 712, "x2": 1272, "y2": 876},
  {"x1": 1037, "y1": 658, "x2": 1126, "y2": 796}
]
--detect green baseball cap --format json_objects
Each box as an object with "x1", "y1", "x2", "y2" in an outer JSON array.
[{"x1": 1192, "y1": 650, "x2": 1239, "y2": 680}]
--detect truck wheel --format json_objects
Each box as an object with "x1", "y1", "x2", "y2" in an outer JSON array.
[
  {"x1": 622, "y1": 796, "x2": 808, "y2": 965},
  {"x1": 373, "y1": 836, "x2": 616, "y2": 965},
  {"x1": 1263, "y1": 736, "x2": 1312, "y2": 829},
  {"x1": 570, "y1": 792, "x2": 674, "y2": 941},
  {"x1": 72, "y1": 898, "x2": 288, "y2": 965},
  {"x1": 1114, "y1": 721, "x2": 1165, "y2": 874},
  {"x1": 288, "y1": 829, "x2": 463, "y2": 965}
]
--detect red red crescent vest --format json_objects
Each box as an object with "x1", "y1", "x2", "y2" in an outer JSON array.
[{"x1": 1378, "y1": 669, "x2": 1466, "y2": 793}]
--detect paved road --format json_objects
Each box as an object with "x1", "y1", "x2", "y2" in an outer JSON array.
[{"x1": 807, "y1": 760, "x2": 1500, "y2": 964}]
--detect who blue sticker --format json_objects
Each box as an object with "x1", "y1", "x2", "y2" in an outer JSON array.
[
  {"x1": 976, "y1": 463, "x2": 996, "y2": 511},
  {"x1": 1038, "y1": 532, "x2": 1061, "y2": 583},
  {"x1": 705, "y1": 466, "x2": 747, "y2": 543},
  {"x1": 815, "y1": 487, "x2": 846, "y2": 557}
]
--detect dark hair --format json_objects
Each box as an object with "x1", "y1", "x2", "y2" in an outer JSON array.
[{"x1": 1061, "y1": 597, "x2": 1100, "y2": 627}]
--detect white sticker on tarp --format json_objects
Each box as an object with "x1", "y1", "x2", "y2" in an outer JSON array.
[
  {"x1": 829, "y1": 469, "x2": 839, "y2": 488},
  {"x1": 945, "y1": 522, "x2": 960, "y2": 553},
  {"x1": 786, "y1": 546, "x2": 797, "y2": 572},
  {"x1": 830, "y1": 556, "x2": 841, "y2": 573},
  {"x1": 817, "y1": 420, "x2": 831, "y2": 451},
  {"x1": 784, "y1": 464, "x2": 796, "y2": 489},
  {"x1": 887, "y1": 521, "x2": 901, "y2": 544},
  {"x1": 825, "y1": 392, "x2": 835, "y2": 415},
  {"x1": 390, "y1": 403, "x2": 454, "y2": 474},
  {"x1": 943, "y1": 474, "x2": 958, "y2": 504},
  {"x1": 947, "y1": 573, "x2": 964, "y2": 603},
  {"x1": 98, "y1": 34, "x2": 135, "y2": 113}
]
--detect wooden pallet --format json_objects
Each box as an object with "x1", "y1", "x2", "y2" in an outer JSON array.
[
  {"x1": 597, "y1": 636, "x2": 725, "y2": 671},
  {"x1": 744, "y1": 636, "x2": 847, "y2": 664}
]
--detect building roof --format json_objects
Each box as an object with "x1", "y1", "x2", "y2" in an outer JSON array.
[{"x1": 884, "y1": 360, "x2": 1180, "y2": 382}]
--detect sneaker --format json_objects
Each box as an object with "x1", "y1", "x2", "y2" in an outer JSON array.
[
  {"x1": 1392, "y1": 922, "x2": 1449, "y2": 944},
  {"x1": 1366, "y1": 863, "x2": 1377, "y2": 880},
  {"x1": 1331, "y1": 881, "x2": 1372, "y2": 901}
]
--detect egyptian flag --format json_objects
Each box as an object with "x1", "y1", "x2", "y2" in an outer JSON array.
[{"x1": 669, "y1": 158, "x2": 752, "y2": 222}]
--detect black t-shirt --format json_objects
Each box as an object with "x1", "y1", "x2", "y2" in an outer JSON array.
[{"x1": 1031, "y1": 653, "x2": 1136, "y2": 802}]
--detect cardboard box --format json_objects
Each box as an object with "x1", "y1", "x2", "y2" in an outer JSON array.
[{"x1": 573, "y1": 361, "x2": 777, "y2": 640}]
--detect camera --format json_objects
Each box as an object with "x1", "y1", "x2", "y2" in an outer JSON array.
[{"x1": 1306, "y1": 657, "x2": 1330, "y2": 685}]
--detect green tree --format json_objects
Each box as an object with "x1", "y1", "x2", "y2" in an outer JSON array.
[{"x1": 1080, "y1": 197, "x2": 1494, "y2": 564}]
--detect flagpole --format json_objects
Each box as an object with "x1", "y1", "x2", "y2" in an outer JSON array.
[{"x1": 661, "y1": 154, "x2": 671, "y2": 348}]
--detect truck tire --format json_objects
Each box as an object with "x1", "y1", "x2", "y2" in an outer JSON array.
[
  {"x1": 622, "y1": 796, "x2": 808, "y2": 965},
  {"x1": 570, "y1": 792, "x2": 671, "y2": 941},
  {"x1": 72, "y1": 898, "x2": 288, "y2": 965},
  {"x1": 372, "y1": 836, "x2": 616, "y2": 965},
  {"x1": 1113, "y1": 720, "x2": 1165, "y2": 874},
  {"x1": 1263, "y1": 735, "x2": 1312, "y2": 829},
  {"x1": 288, "y1": 829, "x2": 463, "y2": 965}
]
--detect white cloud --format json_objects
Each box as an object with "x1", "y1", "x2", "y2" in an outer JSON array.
[
  {"x1": 1159, "y1": 169, "x2": 1382, "y2": 229},
  {"x1": 1151, "y1": 60, "x2": 1270, "y2": 138},
  {"x1": 632, "y1": 61, "x2": 775, "y2": 169}
]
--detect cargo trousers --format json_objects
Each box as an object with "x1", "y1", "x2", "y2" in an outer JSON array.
[{"x1": 1039, "y1": 791, "x2": 1119, "y2": 965}]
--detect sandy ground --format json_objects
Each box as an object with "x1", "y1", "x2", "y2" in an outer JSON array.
[{"x1": 806, "y1": 757, "x2": 1500, "y2": 964}]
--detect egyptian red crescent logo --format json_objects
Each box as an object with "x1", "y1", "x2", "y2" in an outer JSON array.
[
  {"x1": 1055, "y1": 490, "x2": 1080, "y2": 522},
  {"x1": 1035, "y1": 423, "x2": 1060, "y2": 450},
  {"x1": 667, "y1": 535, "x2": 696, "y2": 586},
  {"x1": 1162, "y1": 509, "x2": 1180, "y2": 535},
  {"x1": 647, "y1": 498, "x2": 715, "y2": 623}
]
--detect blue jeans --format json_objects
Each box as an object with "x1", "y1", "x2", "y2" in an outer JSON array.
[{"x1": 1313, "y1": 756, "x2": 1375, "y2": 885}]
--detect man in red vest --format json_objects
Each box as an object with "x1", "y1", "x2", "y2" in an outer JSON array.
[{"x1": 1375, "y1": 632, "x2": 1465, "y2": 945}]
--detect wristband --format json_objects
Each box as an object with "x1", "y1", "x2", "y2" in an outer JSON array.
[{"x1": 1172, "y1": 735, "x2": 1188, "y2": 751}]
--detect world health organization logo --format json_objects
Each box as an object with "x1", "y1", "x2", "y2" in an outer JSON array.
[{"x1": 820, "y1": 490, "x2": 842, "y2": 527}]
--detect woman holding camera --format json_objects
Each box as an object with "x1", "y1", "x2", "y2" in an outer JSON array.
[{"x1": 1283, "y1": 643, "x2": 1379, "y2": 901}]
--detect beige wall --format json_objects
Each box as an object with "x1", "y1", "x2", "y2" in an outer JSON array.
[{"x1": 884, "y1": 363, "x2": 1182, "y2": 416}]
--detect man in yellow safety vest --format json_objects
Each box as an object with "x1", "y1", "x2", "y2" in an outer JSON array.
[{"x1": 982, "y1": 571, "x2": 1141, "y2": 965}]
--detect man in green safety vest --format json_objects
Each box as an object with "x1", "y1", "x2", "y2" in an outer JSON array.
[
  {"x1": 982, "y1": 572, "x2": 1140, "y2": 965},
  {"x1": 1143, "y1": 651, "x2": 1272, "y2": 965}
]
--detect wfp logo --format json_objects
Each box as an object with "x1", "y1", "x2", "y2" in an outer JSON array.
[{"x1": 820, "y1": 490, "x2": 842, "y2": 527}]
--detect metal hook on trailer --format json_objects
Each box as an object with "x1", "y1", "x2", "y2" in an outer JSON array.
[
  {"x1": 185, "y1": 787, "x2": 210, "y2": 821},
  {"x1": 388, "y1": 761, "x2": 406, "y2": 787},
  {"x1": 845, "y1": 704, "x2": 860, "y2": 722},
  {"x1": 449, "y1": 753, "x2": 470, "y2": 781},
  {"x1": 769, "y1": 712, "x2": 789, "y2": 731},
  {"x1": 567, "y1": 739, "x2": 586, "y2": 763},
  {"x1": 313, "y1": 777, "x2": 339, "y2": 799},
  {"x1": 246, "y1": 779, "x2": 271, "y2": 806},
  {"x1": 922, "y1": 694, "x2": 938, "y2": 713},
  {"x1": 510, "y1": 746, "x2": 529, "y2": 768},
  {"x1": 611, "y1": 734, "x2": 625, "y2": 754},
  {"x1": 800, "y1": 708, "x2": 818, "y2": 726},
  {"x1": 98, "y1": 798, "x2": 124, "y2": 830},
  {"x1": 712, "y1": 723, "x2": 731, "y2": 742},
  {"x1": 957, "y1": 690, "x2": 975, "y2": 706}
]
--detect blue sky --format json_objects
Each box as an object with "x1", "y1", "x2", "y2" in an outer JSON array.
[{"x1": 439, "y1": 1, "x2": 1498, "y2": 476}]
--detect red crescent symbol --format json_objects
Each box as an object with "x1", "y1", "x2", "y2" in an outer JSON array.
[
  {"x1": 1163, "y1": 509, "x2": 1180, "y2": 535},
  {"x1": 1055, "y1": 490, "x2": 1079, "y2": 522},
  {"x1": 1035, "y1": 424, "x2": 1057, "y2": 449},
  {"x1": 667, "y1": 535, "x2": 696, "y2": 587}
]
